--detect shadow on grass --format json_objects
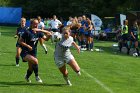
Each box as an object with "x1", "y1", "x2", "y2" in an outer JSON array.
[
  {"x1": 0, "y1": 64, "x2": 15, "y2": 67},
  {"x1": 0, "y1": 81, "x2": 66, "y2": 87}
]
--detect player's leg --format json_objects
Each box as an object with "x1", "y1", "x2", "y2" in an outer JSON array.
[
  {"x1": 24, "y1": 54, "x2": 42, "y2": 83},
  {"x1": 90, "y1": 36, "x2": 94, "y2": 51},
  {"x1": 68, "y1": 58, "x2": 81, "y2": 76},
  {"x1": 59, "y1": 64, "x2": 72, "y2": 86},
  {"x1": 15, "y1": 47, "x2": 22, "y2": 66},
  {"x1": 135, "y1": 41, "x2": 139, "y2": 56},
  {"x1": 25, "y1": 62, "x2": 33, "y2": 83},
  {"x1": 39, "y1": 38, "x2": 48, "y2": 54}
]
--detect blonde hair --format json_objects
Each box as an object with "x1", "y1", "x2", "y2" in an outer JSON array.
[
  {"x1": 62, "y1": 27, "x2": 70, "y2": 32},
  {"x1": 21, "y1": 17, "x2": 26, "y2": 21},
  {"x1": 30, "y1": 18, "x2": 38, "y2": 28}
]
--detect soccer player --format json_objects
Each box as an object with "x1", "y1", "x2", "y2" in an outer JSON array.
[
  {"x1": 14, "y1": 17, "x2": 28, "y2": 67},
  {"x1": 37, "y1": 16, "x2": 48, "y2": 54},
  {"x1": 84, "y1": 17, "x2": 95, "y2": 51},
  {"x1": 130, "y1": 21, "x2": 139, "y2": 56},
  {"x1": 79, "y1": 15, "x2": 88, "y2": 50},
  {"x1": 18, "y1": 19, "x2": 51, "y2": 83},
  {"x1": 54, "y1": 27, "x2": 81, "y2": 86}
]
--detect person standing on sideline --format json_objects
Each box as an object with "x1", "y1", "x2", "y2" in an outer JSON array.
[
  {"x1": 19, "y1": 19, "x2": 51, "y2": 83},
  {"x1": 118, "y1": 20, "x2": 129, "y2": 54},
  {"x1": 54, "y1": 27, "x2": 81, "y2": 86},
  {"x1": 49, "y1": 15, "x2": 62, "y2": 43},
  {"x1": 14, "y1": 17, "x2": 28, "y2": 67},
  {"x1": 49, "y1": 15, "x2": 62, "y2": 32},
  {"x1": 37, "y1": 16, "x2": 48, "y2": 54},
  {"x1": 130, "y1": 20, "x2": 140, "y2": 56}
]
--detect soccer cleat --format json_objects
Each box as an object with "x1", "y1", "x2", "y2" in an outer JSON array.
[
  {"x1": 25, "y1": 75, "x2": 31, "y2": 83},
  {"x1": 77, "y1": 71, "x2": 81, "y2": 76},
  {"x1": 66, "y1": 80, "x2": 72, "y2": 86},
  {"x1": 35, "y1": 76, "x2": 43, "y2": 83},
  {"x1": 90, "y1": 49, "x2": 93, "y2": 51},
  {"x1": 45, "y1": 50, "x2": 48, "y2": 54},
  {"x1": 16, "y1": 64, "x2": 19, "y2": 67},
  {"x1": 63, "y1": 76, "x2": 72, "y2": 86}
]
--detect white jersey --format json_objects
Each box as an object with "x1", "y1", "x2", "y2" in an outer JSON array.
[
  {"x1": 67, "y1": 21, "x2": 72, "y2": 26},
  {"x1": 54, "y1": 36, "x2": 74, "y2": 68},
  {"x1": 38, "y1": 21, "x2": 45, "y2": 29},
  {"x1": 50, "y1": 19, "x2": 62, "y2": 29}
]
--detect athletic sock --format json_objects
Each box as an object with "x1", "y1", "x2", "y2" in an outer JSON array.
[
  {"x1": 76, "y1": 71, "x2": 81, "y2": 76},
  {"x1": 90, "y1": 42, "x2": 94, "y2": 49},
  {"x1": 16, "y1": 57, "x2": 19, "y2": 64},
  {"x1": 136, "y1": 48, "x2": 139, "y2": 56},
  {"x1": 32, "y1": 64, "x2": 38, "y2": 77},
  {"x1": 42, "y1": 44, "x2": 47, "y2": 54},
  {"x1": 26, "y1": 69, "x2": 33, "y2": 78},
  {"x1": 119, "y1": 42, "x2": 122, "y2": 52},
  {"x1": 127, "y1": 48, "x2": 130, "y2": 55}
]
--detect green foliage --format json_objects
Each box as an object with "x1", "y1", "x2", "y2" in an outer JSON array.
[{"x1": 0, "y1": 0, "x2": 139, "y2": 19}]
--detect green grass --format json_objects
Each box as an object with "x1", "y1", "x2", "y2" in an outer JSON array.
[{"x1": 0, "y1": 26, "x2": 140, "y2": 93}]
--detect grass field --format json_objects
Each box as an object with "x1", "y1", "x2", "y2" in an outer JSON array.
[{"x1": 0, "y1": 26, "x2": 140, "y2": 93}]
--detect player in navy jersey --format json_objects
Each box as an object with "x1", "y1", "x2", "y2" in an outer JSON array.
[
  {"x1": 84, "y1": 18, "x2": 95, "y2": 51},
  {"x1": 79, "y1": 15, "x2": 88, "y2": 50},
  {"x1": 19, "y1": 19, "x2": 51, "y2": 83},
  {"x1": 14, "y1": 17, "x2": 28, "y2": 67},
  {"x1": 129, "y1": 21, "x2": 139, "y2": 56}
]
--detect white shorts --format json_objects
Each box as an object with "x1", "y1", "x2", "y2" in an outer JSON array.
[{"x1": 54, "y1": 54, "x2": 74, "y2": 68}]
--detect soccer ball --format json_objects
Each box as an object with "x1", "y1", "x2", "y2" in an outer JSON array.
[
  {"x1": 52, "y1": 32, "x2": 62, "y2": 42},
  {"x1": 133, "y1": 53, "x2": 138, "y2": 57}
]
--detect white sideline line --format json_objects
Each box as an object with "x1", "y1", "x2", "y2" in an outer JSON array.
[{"x1": 81, "y1": 69, "x2": 114, "y2": 93}]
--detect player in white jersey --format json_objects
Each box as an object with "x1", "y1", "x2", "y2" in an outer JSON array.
[
  {"x1": 37, "y1": 16, "x2": 48, "y2": 54},
  {"x1": 54, "y1": 27, "x2": 81, "y2": 86},
  {"x1": 49, "y1": 15, "x2": 62, "y2": 32}
]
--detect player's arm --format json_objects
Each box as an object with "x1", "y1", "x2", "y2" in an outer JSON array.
[
  {"x1": 72, "y1": 42, "x2": 80, "y2": 54},
  {"x1": 130, "y1": 31, "x2": 135, "y2": 39},
  {"x1": 42, "y1": 32, "x2": 52, "y2": 41},
  {"x1": 32, "y1": 28, "x2": 52, "y2": 40},
  {"x1": 18, "y1": 37, "x2": 32, "y2": 51},
  {"x1": 18, "y1": 32, "x2": 32, "y2": 51}
]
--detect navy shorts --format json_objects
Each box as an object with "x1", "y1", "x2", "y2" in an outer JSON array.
[
  {"x1": 122, "y1": 34, "x2": 129, "y2": 41},
  {"x1": 84, "y1": 31, "x2": 92, "y2": 37},
  {"x1": 20, "y1": 50, "x2": 37, "y2": 62}
]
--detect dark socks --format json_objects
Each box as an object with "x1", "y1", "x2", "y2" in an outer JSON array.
[
  {"x1": 136, "y1": 48, "x2": 139, "y2": 56},
  {"x1": 86, "y1": 44, "x2": 89, "y2": 50},
  {"x1": 26, "y1": 69, "x2": 33, "y2": 78},
  {"x1": 32, "y1": 64, "x2": 38, "y2": 76},
  {"x1": 90, "y1": 42, "x2": 94, "y2": 49},
  {"x1": 119, "y1": 42, "x2": 122, "y2": 52},
  {"x1": 16, "y1": 57, "x2": 19, "y2": 64}
]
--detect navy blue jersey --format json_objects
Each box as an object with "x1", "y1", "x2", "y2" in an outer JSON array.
[
  {"x1": 17, "y1": 26, "x2": 28, "y2": 39},
  {"x1": 21, "y1": 29, "x2": 43, "y2": 56},
  {"x1": 16, "y1": 26, "x2": 28, "y2": 47},
  {"x1": 131, "y1": 27, "x2": 138, "y2": 38},
  {"x1": 79, "y1": 20, "x2": 87, "y2": 33}
]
